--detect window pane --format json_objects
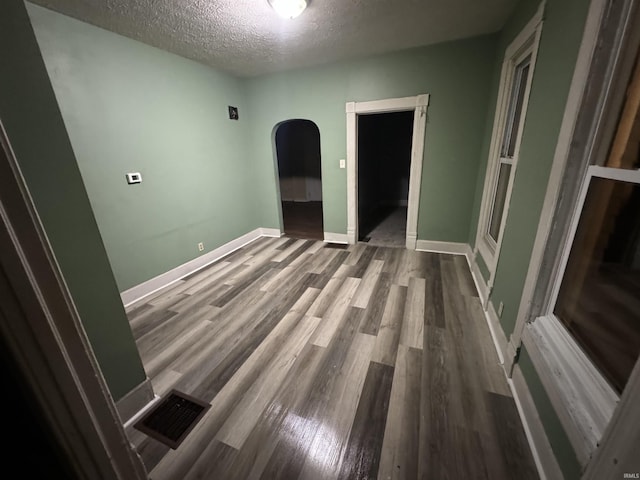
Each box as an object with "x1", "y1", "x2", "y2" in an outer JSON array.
[
  {"x1": 501, "y1": 56, "x2": 532, "y2": 158},
  {"x1": 555, "y1": 177, "x2": 640, "y2": 393},
  {"x1": 488, "y1": 162, "x2": 512, "y2": 242}
]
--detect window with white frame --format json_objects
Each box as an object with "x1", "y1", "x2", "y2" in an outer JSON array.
[
  {"x1": 525, "y1": 44, "x2": 640, "y2": 465},
  {"x1": 476, "y1": 12, "x2": 542, "y2": 277}
]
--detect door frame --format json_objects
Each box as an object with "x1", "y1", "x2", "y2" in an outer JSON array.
[
  {"x1": 346, "y1": 94, "x2": 429, "y2": 249},
  {"x1": 0, "y1": 121, "x2": 146, "y2": 479}
]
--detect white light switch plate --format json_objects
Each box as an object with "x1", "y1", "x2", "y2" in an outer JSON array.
[
  {"x1": 339, "y1": 159, "x2": 346, "y2": 169},
  {"x1": 126, "y1": 172, "x2": 142, "y2": 184}
]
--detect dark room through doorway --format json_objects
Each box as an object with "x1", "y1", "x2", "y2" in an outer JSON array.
[
  {"x1": 275, "y1": 119, "x2": 324, "y2": 240},
  {"x1": 358, "y1": 111, "x2": 414, "y2": 247}
]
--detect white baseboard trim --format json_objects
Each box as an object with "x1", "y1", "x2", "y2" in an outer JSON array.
[
  {"x1": 509, "y1": 365, "x2": 564, "y2": 480},
  {"x1": 485, "y1": 299, "x2": 508, "y2": 365},
  {"x1": 466, "y1": 250, "x2": 490, "y2": 306},
  {"x1": 324, "y1": 232, "x2": 350, "y2": 244},
  {"x1": 415, "y1": 240, "x2": 469, "y2": 255},
  {"x1": 116, "y1": 378, "x2": 154, "y2": 424},
  {"x1": 121, "y1": 228, "x2": 278, "y2": 307},
  {"x1": 406, "y1": 233, "x2": 417, "y2": 250},
  {"x1": 258, "y1": 227, "x2": 282, "y2": 237},
  {"x1": 122, "y1": 394, "x2": 161, "y2": 429}
]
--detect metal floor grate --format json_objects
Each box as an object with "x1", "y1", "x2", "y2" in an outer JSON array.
[
  {"x1": 134, "y1": 390, "x2": 210, "y2": 449},
  {"x1": 325, "y1": 242, "x2": 348, "y2": 249}
]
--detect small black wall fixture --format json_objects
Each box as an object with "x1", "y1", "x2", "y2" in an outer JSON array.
[{"x1": 228, "y1": 106, "x2": 239, "y2": 120}]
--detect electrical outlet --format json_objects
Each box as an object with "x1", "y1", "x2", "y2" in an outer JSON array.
[
  {"x1": 498, "y1": 301, "x2": 504, "y2": 317},
  {"x1": 339, "y1": 159, "x2": 346, "y2": 169},
  {"x1": 198, "y1": 242, "x2": 204, "y2": 252}
]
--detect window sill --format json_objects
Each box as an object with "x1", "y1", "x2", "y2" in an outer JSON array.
[{"x1": 522, "y1": 315, "x2": 619, "y2": 466}]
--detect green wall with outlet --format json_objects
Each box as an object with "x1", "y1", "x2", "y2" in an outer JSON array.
[
  {"x1": 27, "y1": 2, "x2": 258, "y2": 292},
  {"x1": 245, "y1": 35, "x2": 499, "y2": 241},
  {"x1": 467, "y1": 0, "x2": 592, "y2": 477},
  {"x1": 0, "y1": 0, "x2": 145, "y2": 401}
]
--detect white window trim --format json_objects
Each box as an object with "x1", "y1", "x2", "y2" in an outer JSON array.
[
  {"x1": 500, "y1": 0, "x2": 640, "y2": 474},
  {"x1": 526, "y1": 165, "x2": 640, "y2": 465},
  {"x1": 475, "y1": 3, "x2": 544, "y2": 287},
  {"x1": 345, "y1": 94, "x2": 429, "y2": 249}
]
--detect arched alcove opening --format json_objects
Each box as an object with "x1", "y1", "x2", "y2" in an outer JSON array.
[{"x1": 274, "y1": 119, "x2": 323, "y2": 239}]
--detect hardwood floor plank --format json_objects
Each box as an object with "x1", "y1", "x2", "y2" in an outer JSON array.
[
  {"x1": 486, "y1": 392, "x2": 539, "y2": 480},
  {"x1": 399, "y1": 277, "x2": 426, "y2": 349},
  {"x1": 351, "y1": 259, "x2": 385, "y2": 308},
  {"x1": 337, "y1": 361, "x2": 394, "y2": 480},
  {"x1": 213, "y1": 262, "x2": 276, "y2": 307},
  {"x1": 424, "y1": 253, "x2": 445, "y2": 328},
  {"x1": 151, "y1": 295, "x2": 313, "y2": 480},
  {"x1": 272, "y1": 238, "x2": 310, "y2": 263},
  {"x1": 150, "y1": 368, "x2": 182, "y2": 398},
  {"x1": 358, "y1": 272, "x2": 392, "y2": 336},
  {"x1": 311, "y1": 250, "x2": 351, "y2": 288},
  {"x1": 350, "y1": 246, "x2": 378, "y2": 278},
  {"x1": 259, "y1": 311, "x2": 363, "y2": 479},
  {"x1": 371, "y1": 285, "x2": 408, "y2": 366},
  {"x1": 306, "y1": 276, "x2": 345, "y2": 317},
  {"x1": 219, "y1": 344, "x2": 327, "y2": 480},
  {"x1": 142, "y1": 320, "x2": 212, "y2": 377},
  {"x1": 131, "y1": 308, "x2": 178, "y2": 339},
  {"x1": 453, "y1": 255, "x2": 478, "y2": 298},
  {"x1": 297, "y1": 332, "x2": 376, "y2": 480},
  {"x1": 137, "y1": 304, "x2": 216, "y2": 362},
  {"x1": 418, "y1": 325, "x2": 449, "y2": 480},
  {"x1": 311, "y1": 277, "x2": 361, "y2": 347},
  {"x1": 378, "y1": 345, "x2": 421, "y2": 480},
  {"x1": 216, "y1": 314, "x2": 322, "y2": 449},
  {"x1": 130, "y1": 240, "x2": 538, "y2": 480}
]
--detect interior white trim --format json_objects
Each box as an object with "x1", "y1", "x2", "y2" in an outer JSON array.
[
  {"x1": 0, "y1": 121, "x2": 146, "y2": 479},
  {"x1": 415, "y1": 239, "x2": 469, "y2": 255},
  {"x1": 523, "y1": 317, "x2": 618, "y2": 466},
  {"x1": 467, "y1": 252, "x2": 490, "y2": 306},
  {"x1": 584, "y1": 357, "x2": 640, "y2": 479},
  {"x1": 115, "y1": 378, "x2": 154, "y2": 424},
  {"x1": 510, "y1": 0, "x2": 610, "y2": 348},
  {"x1": 122, "y1": 394, "x2": 161, "y2": 429},
  {"x1": 258, "y1": 227, "x2": 283, "y2": 237},
  {"x1": 121, "y1": 228, "x2": 280, "y2": 306},
  {"x1": 323, "y1": 232, "x2": 350, "y2": 244},
  {"x1": 484, "y1": 298, "x2": 508, "y2": 365},
  {"x1": 346, "y1": 94, "x2": 429, "y2": 247},
  {"x1": 475, "y1": 2, "x2": 544, "y2": 284},
  {"x1": 510, "y1": 365, "x2": 564, "y2": 480}
]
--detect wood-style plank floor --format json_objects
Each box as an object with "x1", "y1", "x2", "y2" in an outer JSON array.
[{"x1": 125, "y1": 237, "x2": 538, "y2": 480}]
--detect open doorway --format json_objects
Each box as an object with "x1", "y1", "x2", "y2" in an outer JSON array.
[
  {"x1": 357, "y1": 111, "x2": 414, "y2": 247},
  {"x1": 275, "y1": 119, "x2": 323, "y2": 240},
  {"x1": 346, "y1": 95, "x2": 429, "y2": 248}
]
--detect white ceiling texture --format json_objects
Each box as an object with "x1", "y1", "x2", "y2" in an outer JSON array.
[{"x1": 29, "y1": 0, "x2": 518, "y2": 77}]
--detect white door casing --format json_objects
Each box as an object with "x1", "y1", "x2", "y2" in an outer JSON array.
[{"x1": 346, "y1": 94, "x2": 429, "y2": 249}]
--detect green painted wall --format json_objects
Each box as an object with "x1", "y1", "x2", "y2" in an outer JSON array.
[
  {"x1": 471, "y1": 0, "x2": 591, "y2": 336},
  {"x1": 245, "y1": 35, "x2": 499, "y2": 241},
  {"x1": 27, "y1": 3, "x2": 258, "y2": 292},
  {"x1": 0, "y1": 0, "x2": 145, "y2": 400},
  {"x1": 519, "y1": 347, "x2": 582, "y2": 479},
  {"x1": 467, "y1": 0, "x2": 592, "y2": 477}
]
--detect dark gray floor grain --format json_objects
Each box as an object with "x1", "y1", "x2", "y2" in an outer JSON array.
[{"x1": 124, "y1": 236, "x2": 538, "y2": 480}]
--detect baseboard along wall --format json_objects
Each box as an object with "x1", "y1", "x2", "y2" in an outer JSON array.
[{"x1": 120, "y1": 228, "x2": 282, "y2": 307}]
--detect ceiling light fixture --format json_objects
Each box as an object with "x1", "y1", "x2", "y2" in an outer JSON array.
[{"x1": 268, "y1": 0, "x2": 308, "y2": 19}]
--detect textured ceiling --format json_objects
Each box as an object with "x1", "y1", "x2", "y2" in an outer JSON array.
[{"x1": 29, "y1": 0, "x2": 518, "y2": 77}]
